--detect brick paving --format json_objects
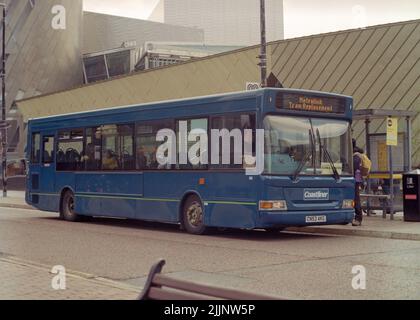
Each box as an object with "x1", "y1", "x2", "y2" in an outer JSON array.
[{"x1": 0, "y1": 257, "x2": 139, "y2": 300}]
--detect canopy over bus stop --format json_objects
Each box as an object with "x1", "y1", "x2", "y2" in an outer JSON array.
[{"x1": 353, "y1": 109, "x2": 417, "y2": 219}]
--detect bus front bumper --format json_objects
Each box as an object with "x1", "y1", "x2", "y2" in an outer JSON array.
[{"x1": 257, "y1": 209, "x2": 355, "y2": 228}]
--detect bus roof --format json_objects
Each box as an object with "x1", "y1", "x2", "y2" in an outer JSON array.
[{"x1": 29, "y1": 88, "x2": 352, "y2": 124}]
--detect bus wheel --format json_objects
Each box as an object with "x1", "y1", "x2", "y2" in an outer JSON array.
[
  {"x1": 60, "y1": 191, "x2": 80, "y2": 222},
  {"x1": 182, "y1": 195, "x2": 207, "y2": 235}
]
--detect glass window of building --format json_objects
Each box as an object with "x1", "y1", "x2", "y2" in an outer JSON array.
[
  {"x1": 106, "y1": 50, "x2": 130, "y2": 77},
  {"x1": 84, "y1": 55, "x2": 108, "y2": 83}
]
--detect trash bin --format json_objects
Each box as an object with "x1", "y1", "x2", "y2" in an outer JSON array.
[{"x1": 403, "y1": 169, "x2": 420, "y2": 222}]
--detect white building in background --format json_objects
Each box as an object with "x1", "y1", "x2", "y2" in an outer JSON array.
[{"x1": 149, "y1": 0, "x2": 285, "y2": 46}]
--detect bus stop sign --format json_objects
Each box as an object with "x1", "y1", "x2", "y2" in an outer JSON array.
[{"x1": 386, "y1": 117, "x2": 398, "y2": 146}]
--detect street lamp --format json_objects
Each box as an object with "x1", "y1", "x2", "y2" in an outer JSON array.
[
  {"x1": 258, "y1": 0, "x2": 267, "y2": 88},
  {"x1": 0, "y1": 2, "x2": 6, "y2": 198}
]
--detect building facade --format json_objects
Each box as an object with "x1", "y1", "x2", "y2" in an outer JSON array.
[
  {"x1": 82, "y1": 11, "x2": 204, "y2": 54},
  {"x1": 2, "y1": 0, "x2": 83, "y2": 158},
  {"x1": 16, "y1": 19, "x2": 420, "y2": 167},
  {"x1": 149, "y1": 0, "x2": 284, "y2": 46}
]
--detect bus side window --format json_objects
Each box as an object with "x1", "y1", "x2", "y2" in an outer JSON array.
[
  {"x1": 176, "y1": 118, "x2": 208, "y2": 170},
  {"x1": 84, "y1": 127, "x2": 102, "y2": 171},
  {"x1": 136, "y1": 120, "x2": 174, "y2": 170},
  {"x1": 118, "y1": 124, "x2": 134, "y2": 170},
  {"x1": 210, "y1": 114, "x2": 256, "y2": 169},
  {"x1": 42, "y1": 136, "x2": 55, "y2": 164},
  {"x1": 31, "y1": 133, "x2": 41, "y2": 164},
  {"x1": 57, "y1": 129, "x2": 84, "y2": 171}
]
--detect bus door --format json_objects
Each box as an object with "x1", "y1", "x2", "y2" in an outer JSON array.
[{"x1": 39, "y1": 132, "x2": 56, "y2": 196}]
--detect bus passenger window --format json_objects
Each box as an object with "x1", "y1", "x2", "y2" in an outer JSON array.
[
  {"x1": 42, "y1": 136, "x2": 55, "y2": 164},
  {"x1": 31, "y1": 133, "x2": 41, "y2": 164},
  {"x1": 57, "y1": 130, "x2": 84, "y2": 171},
  {"x1": 119, "y1": 125, "x2": 134, "y2": 170},
  {"x1": 210, "y1": 114, "x2": 256, "y2": 169},
  {"x1": 84, "y1": 127, "x2": 102, "y2": 171},
  {"x1": 136, "y1": 120, "x2": 174, "y2": 170},
  {"x1": 177, "y1": 118, "x2": 208, "y2": 170}
]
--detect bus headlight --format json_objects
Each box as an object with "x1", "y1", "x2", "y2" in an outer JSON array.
[
  {"x1": 342, "y1": 200, "x2": 355, "y2": 209},
  {"x1": 259, "y1": 200, "x2": 288, "y2": 211}
]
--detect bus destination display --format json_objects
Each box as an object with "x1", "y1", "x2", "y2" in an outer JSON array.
[{"x1": 276, "y1": 93, "x2": 346, "y2": 114}]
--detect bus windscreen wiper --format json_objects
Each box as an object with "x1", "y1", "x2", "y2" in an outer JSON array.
[
  {"x1": 316, "y1": 128, "x2": 340, "y2": 181},
  {"x1": 292, "y1": 129, "x2": 314, "y2": 182}
]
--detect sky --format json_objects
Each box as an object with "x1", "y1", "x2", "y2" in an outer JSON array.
[{"x1": 83, "y1": 0, "x2": 420, "y2": 39}]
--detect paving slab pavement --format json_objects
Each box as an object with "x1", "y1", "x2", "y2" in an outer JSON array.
[
  {"x1": 0, "y1": 191, "x2": 33, "y2": 210},
  {"x1": 0, "y1": 255, "x2": 139, "y2": 300},
  {"x1": 287, "y1": 213, "x2": 420, "y2": 241}
]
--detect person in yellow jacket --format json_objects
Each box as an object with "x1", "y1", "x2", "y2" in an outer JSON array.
[{"x1": 103, "y1": 150, "x2": 118, "y2": 170}]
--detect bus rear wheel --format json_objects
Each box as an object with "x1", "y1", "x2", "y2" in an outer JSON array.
[
  {"x1": 60, "y1": 191, "x2": 81, "y2": 222},
  {"x1": 182, "y1": 195, "x2": 207, "y2": 235}
]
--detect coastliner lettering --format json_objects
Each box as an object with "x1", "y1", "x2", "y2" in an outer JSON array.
[{"x1": 304, "y1": 191, "x2": 329, "y2": 199}]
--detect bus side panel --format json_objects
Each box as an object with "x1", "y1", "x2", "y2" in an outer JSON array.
[
  {"x1": 204, "y1": 172, "x2": 258, "y2": 229},
  {"x1": 138, "y1": 172, "x2": 182, "y2": 222},
  {"x1": 55, "y1": 172, "x2": 76, "y2": 209},
  {"x1": 74, "y1": 173, "x2": 143, "y2": 218},
  {"x1": 139, "y1": 172, "x2": 258, "y2": 228}
]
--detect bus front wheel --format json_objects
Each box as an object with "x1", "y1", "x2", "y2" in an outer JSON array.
[
  {"x1": 60, "y1": 191, "x2": 81, "y2": 222},
  {"x1": 182, "y1": 195, "x2": 207, "y2": 235}
]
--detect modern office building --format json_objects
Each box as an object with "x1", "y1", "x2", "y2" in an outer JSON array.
[
  {"x1": 83, "y1": 11, "x2": 204, "y2": 54},
  {"x1": 82, "y1": 12, "x2": 205, "y2": 83},
  {"x1": 135, "y1": 42, "x2": 241, "y2": 71},
  {"x1": 1, "y1": 0, "x2": 83, "y2": 158},
  {"x1": 149, "y1": 0, "x2": 285, "y2": 46},
  {"x1": 17, "y1": 19, "x2": 420, "y2": 167}
]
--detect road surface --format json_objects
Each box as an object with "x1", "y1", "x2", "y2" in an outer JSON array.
[{"x1": 0, "y1": 207, "x2": 419, "y2": 299}]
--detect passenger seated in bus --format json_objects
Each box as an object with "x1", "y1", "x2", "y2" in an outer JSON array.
[
  {"x1": 136, "y1": 146, "x2": 147, "y2": 169},
  {"x1": 82, "y1": 143, "x2": 98, "y2": 170},
  {"x1": 103, "y1": 150, "x2": 118, "y2": 170},
  {"x1": 148, "y1": 146, "x2": 159, "y2": 169}
]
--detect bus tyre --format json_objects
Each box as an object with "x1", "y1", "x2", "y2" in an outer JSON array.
[
  {"x1": 182, "y1": 195, "x2": 207, "y2": 235},
  {"x1": 60, "y1": 191, "x2": 80, "y2": 222}
]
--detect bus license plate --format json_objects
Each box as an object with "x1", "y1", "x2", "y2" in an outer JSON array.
[{"x1": 305, "y1": 215, "x2": 327, "y2": 223}]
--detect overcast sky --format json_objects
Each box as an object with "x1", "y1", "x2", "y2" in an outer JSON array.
[{"x1": 83, "y1": 0, "x2": 420, "y2": 39}]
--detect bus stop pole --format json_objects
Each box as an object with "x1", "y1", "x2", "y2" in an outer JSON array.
[
  {"x1": 259, "y1": 0, "x2": 267, "y2": 88},
  {"x1": 365, "y1": 119, "x2": 371, "y2": 215},
  {"x1": 389, "y1": 145, "x2": 394, "y2": 220},
  {"x1": 405, "y1": 116, "x2": 412, "y2": 171},
  {"x1": 1, "y1": 4, "x2": 6, "y2": 198}
]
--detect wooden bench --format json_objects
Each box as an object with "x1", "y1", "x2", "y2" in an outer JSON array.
[
  {"x1": 138, "y1": 260, "x2": 284, "y2": 300},
  {"x1": 360, "y1": 193, "x2": 391, "y2": 218}
]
